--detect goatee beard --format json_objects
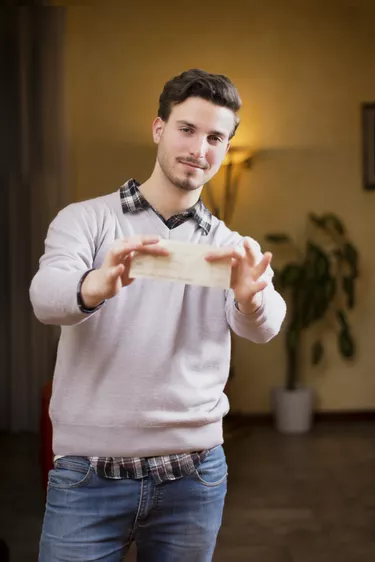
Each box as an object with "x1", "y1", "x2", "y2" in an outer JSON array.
[
  {"x1": 159, "y1": 160, "x2": 202, "y2": 192},
  {"x1": 173, "y1": 175, "x2": 201, "y2": 191}
]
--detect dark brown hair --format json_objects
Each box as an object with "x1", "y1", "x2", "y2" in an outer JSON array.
[{"x1": 158, "y1": 69, "x2": 242, "y2": 139}]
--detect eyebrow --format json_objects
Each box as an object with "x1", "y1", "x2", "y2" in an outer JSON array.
[{"x1": 176, "y1": 120, "x2": 227, "y2": 138}]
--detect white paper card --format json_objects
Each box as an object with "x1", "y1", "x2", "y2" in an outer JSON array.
[{"x1": 129, "y1": 239, "x2": 231, "y2": 289}]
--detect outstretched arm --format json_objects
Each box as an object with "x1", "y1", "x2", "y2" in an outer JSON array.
[{"x1": 206, "y1": 237, "x2": 286, "y2": 343}]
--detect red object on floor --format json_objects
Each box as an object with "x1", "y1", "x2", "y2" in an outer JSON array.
[{"x1": 40, "y1": 380, "x2": 54, "y2": 491}]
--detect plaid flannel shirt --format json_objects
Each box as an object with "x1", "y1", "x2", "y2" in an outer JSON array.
[
  {"x1": 88, "y1": 178, "x2": 213, "y2": 482},
  {"x1": 119, "y1": 178, "x2": 212, "y2": 234},
  {"x1": 89, "y1": 451, "x2": 209, "y2": 484}
]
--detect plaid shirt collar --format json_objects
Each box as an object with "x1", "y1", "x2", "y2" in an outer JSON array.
[{"x1": 120, "y1": 178, "x2": 212, "y2": 235}]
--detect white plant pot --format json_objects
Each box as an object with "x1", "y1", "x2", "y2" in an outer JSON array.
[{"x1": 272, "y1": 386, "x2": 315, "y2": 434}]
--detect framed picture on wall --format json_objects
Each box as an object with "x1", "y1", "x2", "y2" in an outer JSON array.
[{"x1": 362, "y1": 103, "x2": 375, "y2": 191}]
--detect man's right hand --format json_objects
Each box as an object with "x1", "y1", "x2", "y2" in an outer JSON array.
[{"x1": 81, "y1": 235, "x2": 168, "y2": 309}]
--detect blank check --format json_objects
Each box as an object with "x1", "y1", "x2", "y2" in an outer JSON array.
[{"x1": 129, "y1": 239, "x2": 232, "y2": 289}]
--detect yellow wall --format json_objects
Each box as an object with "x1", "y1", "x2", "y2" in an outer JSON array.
[{"x1": 62, "y1": 0, "x2": 375, "y2": 412}]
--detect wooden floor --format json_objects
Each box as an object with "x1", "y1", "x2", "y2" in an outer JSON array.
[
  {"x1": 1, "y1": 420, "x2": 375, "y2": 561},
  {"x1": 216, "y1": 420, "x2": 375, "y2": 562}
]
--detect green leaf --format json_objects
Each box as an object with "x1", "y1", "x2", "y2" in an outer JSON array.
[
  {"x1": 316, "y1": 253, "x2": 329, "y2": 278},
  {"x1": 313, "y1": 287, "x2": 329, "y2": 323},
  {"x1": 322, "y1": 213, "x2": 346, "y2": 235},
  {"x1": 300, "y1": 292, "x2": 314, "y2": 328},
  {"x1": 312, "y1": 340, "x2": 324, "y2": 365},
  {"x1": 272, "y1": 268, "x2": 282, "y2": 290},
  {"x1": 265, "y1": 233, "x2": 291, "y2": 243},
  {"x1": 306, "y1": 243, "x2": 330, "y2": 281},
  {"x1": 338, "y1": 328, "x2": 355, "y2": 359},
  {"x1": 308, "y1": 213, "x2": 326, "y2": 228},
  {"x1": 325, "y1": 278, "x2": 336, "y2": 300},
  {"x1": 336, "y1": 310, "x2": 349, "y2": 330},
  {"x1": 333, "y1": 248, "x2": 343, "y2": 260},
  {"x1": 343, "y1": 243, "x2": 359, "y2": 278},
  {"x1": 280, "y1": 263, "x2": 303, "y2": 287},
  {"x1": 343, "y1": 276, "x2": 355, "y2": 309}
]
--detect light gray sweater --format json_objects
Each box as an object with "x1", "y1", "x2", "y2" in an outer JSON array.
[{"x1": 30, "y1": 190, "x2": 286, "y2": 457}]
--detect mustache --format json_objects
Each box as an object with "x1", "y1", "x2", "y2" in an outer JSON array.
[{"x1": 177, "y1": 157, "x2": 209, "y2": 170}]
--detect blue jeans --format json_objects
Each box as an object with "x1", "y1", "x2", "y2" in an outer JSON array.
[{"x1": 39, "y1": 445, "x2": 227, "y2": 562}]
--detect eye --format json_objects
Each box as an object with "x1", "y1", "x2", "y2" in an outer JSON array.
[
  {"x1": 180, "y1": 127, "x2": 193, "y2": 134},
  {"x1": 208, "y1": 135, "x2": 223, "y2": 144}
]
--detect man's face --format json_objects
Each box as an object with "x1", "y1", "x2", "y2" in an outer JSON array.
[{"x1": 153, "y1": 97, "x2": 235, "y2": 191}]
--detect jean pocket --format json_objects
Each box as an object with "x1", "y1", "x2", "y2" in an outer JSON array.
[
  {"x1": 194, "y1": 445, "x2": 228, "y2": 487},
  {"x1": 48, "y1": 456, "x2": 93, "y2": 490}
]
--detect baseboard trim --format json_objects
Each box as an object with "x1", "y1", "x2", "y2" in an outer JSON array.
[
  {"x1": 314, "y1": 410, "x2": 375, "y2": 422},
  {"x1": 226, "y1": 410, "x2": 375, "y2": 426}
]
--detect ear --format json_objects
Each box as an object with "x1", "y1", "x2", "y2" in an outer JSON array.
[{"x1": 152, "y1": 117, "x2": 165, "y2": 144}]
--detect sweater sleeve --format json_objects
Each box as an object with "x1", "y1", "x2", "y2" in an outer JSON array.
[
  {"x1": 225, "y1": 236, "x2": 287, "y2": 343},
  {"x1": 29, "y1": 202, "x2": 104, "y2": 326}
]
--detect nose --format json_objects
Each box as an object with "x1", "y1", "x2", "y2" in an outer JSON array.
[{"x1": 189, "y1": 136, "x2": 207, "y2": 160}]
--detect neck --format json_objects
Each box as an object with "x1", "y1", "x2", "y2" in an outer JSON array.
[{"x1": 140, "y1": 163, "x2": 202, "y2": 220}]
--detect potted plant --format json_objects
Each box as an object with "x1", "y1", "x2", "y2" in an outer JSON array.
[{"x1": 265, "y1": 212, "x2": 359, "y2": 433}]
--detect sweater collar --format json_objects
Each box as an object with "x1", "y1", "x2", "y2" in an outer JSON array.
[{"x1": 119, "y1": 178, "x2": 212, "y2": 235}]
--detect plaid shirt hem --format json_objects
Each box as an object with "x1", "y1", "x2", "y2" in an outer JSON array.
[{"x1": 89, "y1": 450, "x2": 209, "y2": 484}]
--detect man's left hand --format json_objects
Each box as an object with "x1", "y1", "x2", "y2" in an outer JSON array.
[{"x1": 205, "y1": 238, "x2": 272, "y2": 314}]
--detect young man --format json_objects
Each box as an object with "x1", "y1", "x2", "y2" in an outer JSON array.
[{"x1": 30, "y1": 69, "x2": 286, "y2": 562}]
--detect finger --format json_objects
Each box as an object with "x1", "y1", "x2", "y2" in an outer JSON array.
[
  {"x1": 105, "y1": 241, "x2": 134, "y2": 265},
  {"x1": 251, "y1": 279, "x2": 268, "y2": 294},
  {"x1": 137, "y1": 235, "x2": 163, "y2": 246},
  {"x1": 252, "y1": 252, "x2": 272, "y2": 280},
  {"x1": 134, "y1": 244, "x2": 170, "y2": 256},
  {"x1": 121, "y1": 254, "x2": 134, "y2": 286},
  {"x1": 107, "y1": 239, "x2": 167, "y2": 265},
  {"x1": 243, "y1": 238, "x2": 257, "y2": 266},
  {"x1": 114, "y1": 236, "x2": 162, "y2": 254},
  {"x1": 205, "y1": 247, "x2": 243, "y2": 262},
  {"x1": 106, "y1": 263, "x2": 125, "y2": 281}
]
